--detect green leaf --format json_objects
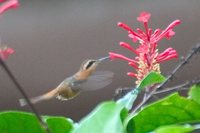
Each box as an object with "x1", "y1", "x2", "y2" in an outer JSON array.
[
  {"x1": 154, "y1": 124, "x2": 194, "y2": 133},
  {"x1": 117, "y1": 71, "x2": 166, "y2": 111},
  {"x1": 0, "y1": 111, "x2": 45, "y2": 133},
  {"x1": 0, "y1": 111, "x2": 74, "y2": 133},
  {"x1": 72, "y1": 101, "x2": 127, "y2": 133},
  {"x1": 138, "y1": 71, "x2": 166, "y2": 90},
  {"x1": 127, "y1": 93, "x2": 200, "y2": 133},
  {"x1": 44, "y1": 116, "x2": 74, "y2": 133},
  {"x1": 189, "y1": 84, "x2": 200, "y2": 104}
]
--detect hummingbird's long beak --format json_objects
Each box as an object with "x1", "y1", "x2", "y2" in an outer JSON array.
[{"x1": 98, "y1": 56, "x2": 110, "y2": 62}]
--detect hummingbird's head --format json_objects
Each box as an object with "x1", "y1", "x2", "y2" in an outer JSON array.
[
  {"x1": 77, "y1": 56, "x2": 110, "y2": 78},
  {"x1": 81, "y1": 59, "x2": 99, "y2": 73},
  {"x1": 81, "y1": 56, "x2": 110, "y2": 71}
]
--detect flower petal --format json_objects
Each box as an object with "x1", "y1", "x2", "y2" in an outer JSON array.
[
  {"x1": 0, "y1": 0, "x2": 6, "y2": 2},
  {"x1": 119, "y1": 42, "x2": 138, "y2": 55},
  {"x1": 0, "y1": 0, "x2": 19, "y2": 15},
  {"x1": 137, "y1": 11, "x2": 151, "y2": 23},
  {"x1": 156, "y1": 47, "x2": 178, "y2": 63},
  {"x1": 129, "y1": 62, "x2": 138, "y2": 69},
  {"x1": 157, "y1": 47, "x2": 177, "y2": 59},
  {"x1": 155, "y1": 20, "x2": 181, "y2": 42},
  {"x1": 109, "y1": 52, "x2": 137, "y2": 64},
  {"x1": 118, "y1": 22, "x2": 142, "y2": 41},
  {"x1": 127, "y1": 72, "x2": 137, "y2": 78},
  {"x1": 0, "y1": 47, "x2": 15, "y2": 60}
]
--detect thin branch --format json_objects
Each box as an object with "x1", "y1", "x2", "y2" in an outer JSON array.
[
  {"x1": 0, "y1": 59, "x2": 51, "y2": 133},
  {"x1": 131, "y1": 43, "x2": 200, "y2": 114},
  {"x1": 154, "y1": 79, "x2": 200, "y2": 94}
]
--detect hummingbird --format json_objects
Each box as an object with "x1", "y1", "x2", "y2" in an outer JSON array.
[{"x1": 19, "y1": 56, "x2": 113, "y2": 106}]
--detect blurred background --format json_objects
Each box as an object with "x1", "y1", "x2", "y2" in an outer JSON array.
[{"x1": 0, "y1": 0, "x2": 200, "y2": 121}]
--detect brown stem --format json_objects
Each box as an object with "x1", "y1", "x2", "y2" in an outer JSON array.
[{"x1": 153, "y1": 79, "x2": 200, "y2": 94}]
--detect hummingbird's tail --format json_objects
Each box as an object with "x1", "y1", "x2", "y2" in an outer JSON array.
[
  {"x1": 19, "y1": 96, "x2": 44, "y2": 106},
  {"x1": 19, "y1": 98, "x2": 27, "y2": 106},
  {"x1": 19, "y1": 88, "x2": 59, "y2": 106}
]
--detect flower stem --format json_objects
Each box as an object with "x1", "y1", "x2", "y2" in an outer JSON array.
[{"x1": 0, "y1": 59, "x2": 51, "y2": 133}]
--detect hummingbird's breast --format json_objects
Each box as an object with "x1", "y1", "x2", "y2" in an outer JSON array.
[{"x1": 56, "y1": 77, "x2": 81, "y2": 100}]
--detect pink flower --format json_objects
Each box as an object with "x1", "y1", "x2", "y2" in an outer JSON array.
[
  {"x1": 0, "y1": 0, "x2": 19, "y2": 61},
  {"x1": 0, "y1": 0, "x2": 19, "y2": 15},
  {"x1": 109, "y1": 12, "x2": 181, "y2": 84},
  {"x1": 0, "y1": 46, "x2": 15, "y2": 60}
]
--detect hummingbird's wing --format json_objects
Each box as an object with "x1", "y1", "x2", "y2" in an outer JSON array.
[{"x1": 76, "y1": 71, "x2": 114, "y2": 91}]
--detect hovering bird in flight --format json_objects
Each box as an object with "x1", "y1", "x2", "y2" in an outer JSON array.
[{"x1": 19, "y1": 56, "x2": 113, "y2": 106}]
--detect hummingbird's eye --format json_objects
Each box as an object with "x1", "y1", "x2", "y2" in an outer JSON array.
[{"x1": 83, "y1": 60, "x2": 96, "y2": 70}]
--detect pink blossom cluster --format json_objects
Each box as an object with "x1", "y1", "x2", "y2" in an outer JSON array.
[{"x1": 109, "y1": 12, "x2": 181, "y2": 84}]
